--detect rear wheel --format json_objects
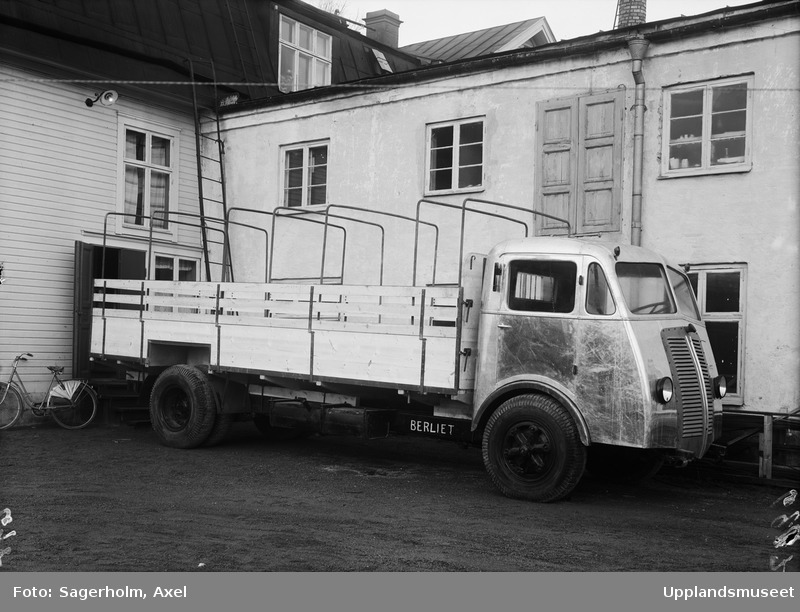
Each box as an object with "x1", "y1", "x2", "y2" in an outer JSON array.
[
  {"x1": 150, "y1": 365, "x2": 217, "y2": 448},
  {"x1": 482, "y1": 394, "x2": 586, "y2": 502},
  {"x1": 0, "y1": 383, "x2": 23, "y2": 430},
  {"x1": 51, "y1": 380, "x2": 98, "y2": 429}
]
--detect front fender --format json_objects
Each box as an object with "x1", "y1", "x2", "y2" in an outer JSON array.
[{"x1": 473, "y1": 379, "x2": 591, "y2": 446}]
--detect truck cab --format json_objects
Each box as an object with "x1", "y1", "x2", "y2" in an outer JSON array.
[{"x1": 472, "y1": 238, "x2": 725, "y2": 501}]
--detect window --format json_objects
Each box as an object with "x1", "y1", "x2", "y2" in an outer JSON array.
[
  {"x1": 121, "y1": 126, "x2": 174, "y2": 230},
  {"x1": 536, "y1": 90, "x2": 624, "y2": 235},
  {"x1": 508, "y1": 260, "x2": 576, "y2": 313},
  {"x1": 154, "y1": 256, "x2": 198, "y2": 281},
  {"x1": 662, "y1": 75, "x2": 753, "y2": 176},
  {"x1": 686, "y1": 265, "x2": 746, "y2": 403},
  {"x1": 426, "y1": 118, "x2": 484, "y2": 194},
  {"x1": 615, "y1": 263, "x2": 676, "y2": 315},
  {"x1": 281, "y1": 142, "x2": 329, "y2": 207},
  {"x1": 279, "y1": 16, "x2": 332, "y2": 93},
  {"x1": 586, "y1": 262, "x2": 615, "y2": 316},
  {"x1": 153, "y1": 256, "x2": 198, "y2": 313}
]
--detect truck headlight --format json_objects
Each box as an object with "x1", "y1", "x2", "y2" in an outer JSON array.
[
  {"x1": 656, "y1": 377, "x2": 673, "y2": 404},
  {"x1": 714, "y1": 375, "x2": 727, "y2": 399}
]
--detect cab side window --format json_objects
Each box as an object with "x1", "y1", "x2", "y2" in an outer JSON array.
[
  {"x1": 508, "y1": 260, "x2": 576, "y2": 313},
  {"x1": 586, "y1": 262, "x2": 616, "y2": 315}
]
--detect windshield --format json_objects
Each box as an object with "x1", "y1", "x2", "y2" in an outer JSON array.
[
  {"x1": 615, "y1": 263, "x2": 676, "y2": 315},
  {"x1": 667, "y1": 267, "x2": 701, "y2": 320}
]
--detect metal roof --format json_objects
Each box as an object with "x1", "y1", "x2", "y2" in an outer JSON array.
[{"x1": 400, "y1": 17, "x2": 554, "y2": 62}]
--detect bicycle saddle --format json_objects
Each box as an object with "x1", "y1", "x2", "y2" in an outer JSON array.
[{"x1": 47, "y1": 366, "x2": 65, "y2": 373}]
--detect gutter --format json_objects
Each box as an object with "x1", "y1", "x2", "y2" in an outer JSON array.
[{"x1": 628, "y1": 37, "x2": 650, "y2": 247}]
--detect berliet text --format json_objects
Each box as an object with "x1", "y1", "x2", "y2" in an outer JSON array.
[{"x1": 13, "y1": 586, "x2": 187, "y2": 600}]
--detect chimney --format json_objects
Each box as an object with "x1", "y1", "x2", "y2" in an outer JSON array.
[
  {"x1": 616, "y1": 0, "x2": 647, "y2": 28},
  {"x1": 364, "y1": 9, "x2": 402, "y2": 48}
]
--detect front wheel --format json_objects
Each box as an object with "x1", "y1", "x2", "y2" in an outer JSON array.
[
  {"x1": 482, "y1": 394, "x2": 587, "y2": 502},
  {"x1": 0, "y1": 383, "x2": 24, "y2": 430},
  {"x1": 150, "y1": 365, "x2": 217, "y2": 448},
  {"x1": 50, "y1": 380, "x2": 98, "y2": 429}
]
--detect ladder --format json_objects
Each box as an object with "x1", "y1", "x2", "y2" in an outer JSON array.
[{"x1": 187, "y1": 58, "x2": 232, "y2": 282}]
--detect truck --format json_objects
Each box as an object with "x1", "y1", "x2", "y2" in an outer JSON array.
[{"x1": 90, "y1": 199, "x2": 726, "y2": 502}]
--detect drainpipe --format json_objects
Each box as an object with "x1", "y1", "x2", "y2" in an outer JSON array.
[{"x1": 627, "y1": 37, "x2": 649, "y2": 247}]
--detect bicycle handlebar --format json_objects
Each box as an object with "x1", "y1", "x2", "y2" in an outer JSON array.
[{"x1": 16, "y1": 353, "x2": 33, "y2": 361}]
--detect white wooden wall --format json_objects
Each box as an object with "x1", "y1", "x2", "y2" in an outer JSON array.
[{"x1": 0, "y1": 63, "x2": 200, "y2": 393}]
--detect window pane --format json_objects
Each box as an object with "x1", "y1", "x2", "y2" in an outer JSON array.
[
  {"x1": 508, "y1": 260, "x2": 577, "y2": 313},
  {"x1": 459, "y1": 142, "x2": 483, "y2": 167},
  {"x1": 285, "y1": 149, "x2": 303, "y2": 169},
  {"x1": 705, "y1": 272, "x2": 740, "y2": 312},
  {"x1": 280, "y1": 16, "x2": 294, "y2": 42},
  {"x1": 151, "y1": 136, "x2": 170, "y2": 167},
  {"x1": 688, "y1": 273, "x2": 699, "y2": 296},
  {"x1": 430, "y1": 126, "x2": 453, "y2": 149},
  {"x1": 298, "y1": 53, "x2": 311, "y2": 90},
  {"x1": 309, "y1": 185, "x2": 326, "y2": 206},
  {"x1": 458, "y1": 165, "x2": 482, "y2": 189},
  {"x1": 150, "y1": 171, "x2": 170, "y2": 229},
  {"x1": 279, "y1": 45, "x2": 296, "y2": 92},
  {"x1": 309, "y1": 146, "x2": 327, "y2": 167},
  {"x1": 706, "y1": 321, "x2": 739, "y2": 394},
  {"x1": 124, "y1": 166, "x2": 145, "y2": 225},
  {"x1": 285, "y1": 167, "x2": 303, "y2": 189},
  {"x1": 315, "y1": 60, "x2": 331, "y2": 87},
  {"x1": 586, "y1": 262, "x2": 615, "y2": 315},
  {"x1": 155, "y1": 256, "x2": 174, "y2": 281},
  {"x1": 125, "y1": 130, "x2": 146, "y2": 161},
  {"x1": 671, "y1": 89, "x2": 703, "y2": 118},
  {"x1": 285, "y1": 187, "x2": 303, "y2": 208},
  {"x1": 615, "y1": 263, "x2": 676, "y2": 315},
  {"x1": 459, "y1": 121, "x2": 483, "y2": 144},
  {"x1": 316, "y1": 32, "x2": 331, "y2": 58},
  {"x1": 178, "y1": 259, "x2": 197, "y2": 282},
  {"x1": 299, "y1": 25, "x2": 313, "y2": 51},
  {"x1": 430, "y1": 169, "x2": 452, "y2": 191},
  {"x1": 667, "y1": 267, "x2": 700, "y2": 319},
  {"x1": 712, "y1": 83, "x2": 747, "y2": 113}
]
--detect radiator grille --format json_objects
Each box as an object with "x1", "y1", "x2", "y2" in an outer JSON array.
[
  {"x1": 664, "y1": 333, "x2": 709, "y2": 438},
  {"x1": 690, "y1": 335, "x2": 715, "y2": 436}
]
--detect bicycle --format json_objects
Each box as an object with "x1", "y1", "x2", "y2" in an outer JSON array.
[{"x1": 0, "y1": 353, "x2": 98, "y2": 430}]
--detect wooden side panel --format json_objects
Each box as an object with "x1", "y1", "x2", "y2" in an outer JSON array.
[
  {"x1": 218, "y1": 325, "x2": 311, "y2": 374},
  {"x1": 312, "y1": 331, "x2": 424, "y2": 387}
]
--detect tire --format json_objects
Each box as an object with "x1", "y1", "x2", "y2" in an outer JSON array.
[
  {"x1": 149, "y1": 365, "x2": 217, "y2": 448},
  {"x1": 253, "y1": 414, "x2": 308, "y2": 442},
  {"x1": 482, "y1": 394, "x2": 587, "y2": 502},
  {"x1": 586, "y1": 445, "x2": 664, "y2": 483},
  {"x1": 50, "y1": 380, "x2": 98, "y2": 429},
  {"x1": 0, "y1": 383, "x2": 23, "y2": 430}
]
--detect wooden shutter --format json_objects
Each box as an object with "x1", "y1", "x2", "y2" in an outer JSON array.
[
  {"x1": 577, "y1": 90, "x2": 623, "y2": 233},
  {"x1": 536, "y1": 89, "x2": 624, "y2": 235},
  {"x1": 536, "y1": 98, "x2": 577, "y2": 235}
]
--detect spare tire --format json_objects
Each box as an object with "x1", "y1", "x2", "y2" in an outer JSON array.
[{"x1": 150, "y1": 365, "x2": 217, "y2": 448}]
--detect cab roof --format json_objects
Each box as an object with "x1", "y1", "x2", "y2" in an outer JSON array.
[{"x1": 488, "y1": 237, "x2": 672, "y2": 267}]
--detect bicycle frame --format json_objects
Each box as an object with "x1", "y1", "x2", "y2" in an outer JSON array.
[{"x1": 2, "y1": 357, "x2": 78, "y2": 411}]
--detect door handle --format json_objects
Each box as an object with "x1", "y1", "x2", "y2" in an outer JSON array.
[{"x1": 497, "y1": 324, "x2": 511, "y2": 329}]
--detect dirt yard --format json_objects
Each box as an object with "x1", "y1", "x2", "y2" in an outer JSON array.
[{"x1": 1, "y1": 419, "x2": 796, "y2": 572}]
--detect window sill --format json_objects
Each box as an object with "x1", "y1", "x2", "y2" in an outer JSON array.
[
  {"x1": 658, "y1": 162, "x2": 752, "y2": 179},
  {"x1": 424, "y1": 185, "x2": 485, "y2": 197}
]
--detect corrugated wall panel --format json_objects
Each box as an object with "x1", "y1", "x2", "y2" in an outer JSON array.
[{"x1": 0, "y1": 64, "x2": 202, "y2": 390}]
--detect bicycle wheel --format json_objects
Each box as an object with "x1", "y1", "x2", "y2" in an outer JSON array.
[
  {"x1": 0, "y1": 382, "x2": 24, "y2": 429},
  {"x1": 50, "y1": 380, "x2": 98, "y2": 429}
]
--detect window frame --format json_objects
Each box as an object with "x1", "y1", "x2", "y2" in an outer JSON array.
[
  {"x1": 278, "y1": 15, "x2": 332, "y2": 93},
  {"x1": 685, "y1": 263, "x2": 747, "y2": 405},
  {"x1": 279, "y1": 140, "x2": 330, "y2": 208},
  {"x1": 660, "y1": 75, "x2": 754, "y2": 178},
  {"x1": 505, "y1": 258, "x2": 578, "y2": 315},
  {"x1": 117, "y1": 119, "x2": 178, "y2": 238},
  {"x1": 424, "y1": 117, "x2": 485, "y2": 196}
]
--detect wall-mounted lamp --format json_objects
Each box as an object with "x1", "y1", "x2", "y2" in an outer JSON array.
[{"x1": 85, "y1": 90, "x2": 118, "y2": 107}]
